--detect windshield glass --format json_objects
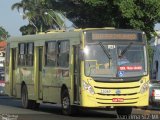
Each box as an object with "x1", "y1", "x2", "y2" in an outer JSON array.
[
  {"x1": 84, "y1": 44, "x2": 117, "y2": 77},
  {"x1": 84, "y1": 44, "x2": 147, "y2": 78}
]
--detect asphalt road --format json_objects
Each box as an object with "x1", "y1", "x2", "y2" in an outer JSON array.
[{"x1": 0, "y1": 95, "x2": 160, "y2": 120}]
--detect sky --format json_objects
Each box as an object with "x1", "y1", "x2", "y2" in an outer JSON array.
[
  {"x1": 0, "y1": 0, "x2": 74, "y2": 36},
  {"x1": 0, "y1": 0, "x2": 28, "y2": 36},
  {"x1": 0, "y1": 1, "x2": 160, "y2": 37},
  {"x1": 154, "y1": 23, "x2": 160, "y2": 31}
]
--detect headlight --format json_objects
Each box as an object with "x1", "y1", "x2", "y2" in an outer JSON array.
[
  {"x1": 83, "y1": 80, "x2": 89, "y2": 90},
  {"x1": 140, "y1": 82, "x2": 149, "y2": 94},
  {"x1": 83, "y1": 46, "x2": 89, "y2": 55},
  {"x1": 149, "y1": 84, "x2": 152, "y2": 87},
  {"x1": 82, "y1": 81, "x2": 95, "y2": 95}
]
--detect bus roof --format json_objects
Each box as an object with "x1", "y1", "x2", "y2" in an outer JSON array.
[{"x1": 7, "y1": 28, "x2": 145, "y2": 43}]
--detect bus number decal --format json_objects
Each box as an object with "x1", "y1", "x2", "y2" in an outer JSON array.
[{"x1": 101, "y1": 89, "x2": 111, "y2": 94}]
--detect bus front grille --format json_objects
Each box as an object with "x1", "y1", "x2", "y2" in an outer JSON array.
[
  {"x1": 96, "y1": 97, "x2": 139, "y2": 100},
  {"x1": 94, "y1": 86, "x2": 140, "y2": 89},
  {"x1": 97, "y1": 102, "x2": 138, "y2": 104},
  {"x1": 97, "y1": 93, "x2": 138, "y2": 96}
]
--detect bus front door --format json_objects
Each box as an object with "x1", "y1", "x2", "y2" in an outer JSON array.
[
  {"x1": 38, "y1": 47, "x2": 43, "y2": 99},
  {"x1": 73, "y1": 45, "x2": 80, "y2": 104},
  {"x1": 11, "y1": 48, "x2": 17, "y2": 96}
]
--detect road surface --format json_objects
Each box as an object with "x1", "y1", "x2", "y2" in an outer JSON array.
[{"x1": 0, "y1": 96, "x2": 160, "y2": 120}]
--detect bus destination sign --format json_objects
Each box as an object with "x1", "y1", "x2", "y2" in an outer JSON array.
[{"x1": 92, "y1": 33, "x2": 137, "y2": 40}]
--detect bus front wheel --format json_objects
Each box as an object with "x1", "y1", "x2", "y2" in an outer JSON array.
[
  {"x1": 116, "y1": 107, "x2": 132, "y2": 116},
  {"x1": 61, "y1": 89, "x2": 78, "y2": 115},
  {"x1": 30, "y1": 100, "x2": 40, "y2": 109},
  {"x1": 61, "y1": 89, "x2": 72, "y2": 115}
]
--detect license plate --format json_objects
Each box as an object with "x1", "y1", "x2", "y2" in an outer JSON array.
[
  {"x1": 155, "y1": 89, "x2": 160, "y2": 99},
  {"x1": 112, "y1": 98, "x2": 124, "y2": 102},
  {"x1": 155, "y1": 96, "x2": 160, "y2": 100}
]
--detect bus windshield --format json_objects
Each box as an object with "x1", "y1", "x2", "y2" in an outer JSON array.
[{"x1": 84, "y1": 44, "x2": 147, "y2": 78}]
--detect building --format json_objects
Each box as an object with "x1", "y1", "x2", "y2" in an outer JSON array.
[
  {"x1": 149, "y1": 30, "x2": 160, "y2": 80},
  {"x1": 0, "y1": 40, "x2": 6, "y2": 94},
  {"x1": 150, "y1": 30, "x2": 160, "y2": 47},
  {"x1": 0, "y1": 40, "x2": 6, "y2": 67}
]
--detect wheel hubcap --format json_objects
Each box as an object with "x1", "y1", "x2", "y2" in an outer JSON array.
[{"x1": 63, "y1": 97, "x2": 69, "y2": 109}]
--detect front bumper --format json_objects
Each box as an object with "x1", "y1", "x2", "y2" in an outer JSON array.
[
  {"x1": 149, "y1": 96, "x2": 160, "y2": 105},
  {"x1": 80, "y1": 90, "x2": 149, "y2": 108}
]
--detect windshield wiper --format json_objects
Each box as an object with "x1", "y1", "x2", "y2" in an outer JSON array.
[
  {"x1": 98, "y1": 42, "x2": 112, "y2": 68},
  {"x1": 120, "y1": 42, "x2": 133, "y2": 58},
  {"x1": 99, "y1": 42, "x2": 112, "y2": 59}
]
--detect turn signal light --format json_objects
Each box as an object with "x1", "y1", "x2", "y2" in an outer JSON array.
[{"x1": 152, "y1": 89, "x2": 155, "y2": 97}]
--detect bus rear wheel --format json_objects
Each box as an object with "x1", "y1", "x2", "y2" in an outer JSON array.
[
  {"x1": 21, "y1": 85, "x2": 32, "y2": 109},
  {"x1": 116, "y1": 107, "x2": 132, "y2": 116}
]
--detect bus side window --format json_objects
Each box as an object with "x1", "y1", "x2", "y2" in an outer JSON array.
[
  {"x1": 26, "y1": 43, "x2": 34, "y2": 66},
  {"x1": 57, "y1": 41, "x2": 69, "y2": 68},
  {"x1": 45, "y1": 41, "x2": 56, "y2": 66},
  {"x1": 18, "y1": 43, "x2": 26, "y2": 66}
]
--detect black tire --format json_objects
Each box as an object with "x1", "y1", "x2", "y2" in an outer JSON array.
[
  {"x1": 30, "y1": 100, "x2": 40, "y2": 109},
  {"x1": 116, "y1": 107, "x2": 132, "y2": 116},
  {"x1": 21, "y1": 85, "x2": 32, "y2": 109},
  {"x1": 141, "y1": 106, "x2": 149, "y2": 110},
  {"x1": 61, "y1": 89, "x2": 77, "y2": 115}
]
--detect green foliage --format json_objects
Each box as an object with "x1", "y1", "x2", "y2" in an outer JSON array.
[
  {"x1": 0, "y1": 26, "x2": 10, "y2": 40},
  {"x1": 50, "y1": 0, "x2": 160, "y2": 39},
  {"x1": 11, "y1": 0, "x2": 160, "y2": 38},
  {"x1": 11, "y1": 0, "x2": 65, "y2": 35},
  {"x1": 83, "y1": 0, "x2": 107, "y2": 6},
  {"x1": 115, "y1": 0, "x2": 160, "y2": 39},
  {"x1": 19, "y1": 25, "x2": 36, "y2": 35}
]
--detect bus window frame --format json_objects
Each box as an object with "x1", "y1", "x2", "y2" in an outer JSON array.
[
  {"x1": 5, "y1": 43, "x2": 10, "y2": 67},
  {"x1": 45, "y1": 41, "x2": 57, "y2": 67},
  {"x1": 26, "y1": 42, "x2": 34, "y2": 67},
  {"x1": 18, "y1": 43, "x2": 26, "y2": 66},
  {"x1": 57, "y1": 40, "x2": 70, "y2": 68}
]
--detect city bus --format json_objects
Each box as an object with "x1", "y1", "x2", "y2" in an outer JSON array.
[{"x1": 5, "y1": 28, "x2": 149, "y2": 116}]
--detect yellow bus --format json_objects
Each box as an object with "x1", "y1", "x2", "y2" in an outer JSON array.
[{"x1": 5, "y1": 28, "x2": 149, "y2": 116}]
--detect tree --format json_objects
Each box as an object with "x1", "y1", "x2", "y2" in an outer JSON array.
[
  {"x1": 0, "y1": 26, "x2": 9, "y2": 40},
  {"x1": 11, "y1": 0, "x2": 65, "y2": 35},
  {"x1": 12, "y1": 0, "x2": 160, "y2": 39},
  {"x1": 44, "y1": 0, "x2": 160, "y2": 39},
  {"x1": 12, "y1": 0, "x2": 46, "y2": 34},
  {"x1": 19, "y1": 25, "x2": 36, "y2": 35}
]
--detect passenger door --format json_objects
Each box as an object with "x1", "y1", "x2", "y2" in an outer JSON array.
[
  {"x1": 73, "y1": 45, "x2": 80, "y2": 104},
  {"x1": 11, "y1": 48, "x2": 17, "y2": 96},
  {"x1": 42, "y1": 41, "x2": 57, "y2": 102},
  {"x1": 38, "y1": 47, "x2": 43, "y2": 99}
]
